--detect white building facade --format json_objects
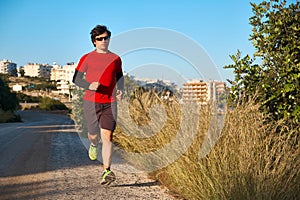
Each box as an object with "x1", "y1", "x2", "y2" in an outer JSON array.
[
  {"x1": 182, "y1": 80, "x2": 226, "y2": 105},
  {"x1": 0, "y1": 59, "x2": 17, "y2": 76},
  {"x1": 23, "y1": 63, "x2": 52, "y2": 79},
  {"x1": 50, "y1": 62, "x2": 76, "y2": 94}
]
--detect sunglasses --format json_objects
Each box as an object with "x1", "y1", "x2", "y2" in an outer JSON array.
[{"x1": 95, "y1": 36, "x2": 110, "y2": 41}]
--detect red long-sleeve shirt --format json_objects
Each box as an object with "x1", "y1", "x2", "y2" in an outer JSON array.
[{"x1": 73, "y1": 50, "x2": 124, "y2": 103}]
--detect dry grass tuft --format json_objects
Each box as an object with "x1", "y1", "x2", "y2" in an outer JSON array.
[{"x1": 115, "y1": 91, "x2": 300, "y2": 199}]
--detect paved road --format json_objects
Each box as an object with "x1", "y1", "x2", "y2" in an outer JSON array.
[{"x1": 0, "y1": 110, "x2": 175, "y2": 200}]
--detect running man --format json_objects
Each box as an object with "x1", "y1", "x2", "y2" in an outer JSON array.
[{"x1": 72, "y1": 25, "x2": 124, "y2": 185}]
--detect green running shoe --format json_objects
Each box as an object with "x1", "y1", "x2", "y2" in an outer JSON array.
[
  {"x1": 101, "y1": 169, "x2": 116, "y2": 185},
  {"x1": 88, "y1": 144, "x2": 98, "y2": 161}
]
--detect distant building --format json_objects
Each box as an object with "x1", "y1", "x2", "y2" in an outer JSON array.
[
  {"x1": 214, "y1": 81, "x2": 226, "y2": 102},
  {"x1": 23, "y1": 63, "x2": 52, "y2": 79},
  {"x1": 133, "y1": 77, "x2": 178, "y2": 92},
  {"x1": 0, "y1": 59, "x2": 17, "y2": 76},
  {"x1": 50, "y1": 62, "x2": 76, "y2": 94},
  {"x1": 182, "y1": 80, "x2": 209, "y2": 105},
  {"x1": 181, "y1": 80, "x2": 225, "y2": 105},
  {"x1": 12, "y1": 84, "x2": 23, "y2": 92}
]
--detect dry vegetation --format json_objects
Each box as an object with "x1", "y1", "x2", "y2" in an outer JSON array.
[{"x1": 114, "y1": 90, "x2": 300, "y2": 200}]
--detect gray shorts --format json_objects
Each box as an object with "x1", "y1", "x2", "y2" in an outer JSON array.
[{"x1": 83, "y1": 100, "x2": 117, "y2": 134}]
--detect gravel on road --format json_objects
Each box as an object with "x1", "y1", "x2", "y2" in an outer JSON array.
[{"x1": 0, "y1": 110, "x2": 176, "y2": 200}]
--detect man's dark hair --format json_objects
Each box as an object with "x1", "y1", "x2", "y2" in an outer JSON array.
[{"x1": 90, "y1": 25, "x2": 111, "y2": 46}]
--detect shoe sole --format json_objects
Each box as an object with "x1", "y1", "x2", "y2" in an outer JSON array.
[
  {"x1": 101, "y1": 174, "x2": 116, "y2": 186},
  {"x1": 89, "y1": 156, "x2": 97, "y2": 161},
  {"x1": 101, "y1": 178, "x2": 116, "y2": 186}
]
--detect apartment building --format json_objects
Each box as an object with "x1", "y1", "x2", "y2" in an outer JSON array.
[
  {"x1": 50, "y1": 62, "x2": 76, "y2": 94},
  {"x1": 0, "y1": 59, "x2": 17, "y2": 76},
  {"x1": 182, "y1": 80, "x2": 225, "y2": 105},
  {"x1": 23, "y1": 63, "x2": 52, "y2": 79},
  {"x1": 182, "y1": 80, "x2": 210, "y2": 105},
  {"x1": 214, "y1": 81, "x2": 226, "y2": 101}
]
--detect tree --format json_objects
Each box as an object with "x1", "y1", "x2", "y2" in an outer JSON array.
[
  {"x1": 123, "y1": 74, "x2": 139, "y2": 99},
  {"x1": 39, "y1": 97, "x2": 68, "y2": 110},
  {"x1": 19, "y1": 68, "x2": 25, "y2": 77},
  {"x1": 0, "y1": 75, "x2": 19, "y2": 111},
  {"x1": 225, "y1": 0, "x2": 300, "y2": 124}
]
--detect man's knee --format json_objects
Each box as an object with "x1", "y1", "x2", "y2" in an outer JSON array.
[{"x1": 101, "y1": 129, "x2": 113, "y2": 141}]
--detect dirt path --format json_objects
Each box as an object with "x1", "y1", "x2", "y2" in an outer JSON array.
[{"x1": 0, "y1": 111, "x2": 176, "y2": 200}]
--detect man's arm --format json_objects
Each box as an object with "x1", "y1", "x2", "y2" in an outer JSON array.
[
  {"x1": 116, "y1": 71, "x2": 124, "y2": 100},
  {"x1": 116, "y1": 71, "x2": 124, "y2": 92},
  {"x1": 73, "y1": 70, "x2": 100, "y2": 91},
  {"x1": 72, "y1": 70, "x2": 90, "y2": 90}
]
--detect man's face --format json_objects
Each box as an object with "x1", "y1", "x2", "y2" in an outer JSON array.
[{"x1": 94, "y1": 32, "x2": 110, "y2": 51}]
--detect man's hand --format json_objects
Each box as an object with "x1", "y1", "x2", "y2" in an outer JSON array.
[
  {"x1": 89, "y1": 82, "x2": 100, "y2": 91},
  {"x1": 116, "y1": 90, "x2": 123, "y2": 101}
]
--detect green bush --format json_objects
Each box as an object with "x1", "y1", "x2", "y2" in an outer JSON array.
[
  {"x1": 70, "y1": 87, "x2": 87, "y2": 137},
  {"x1": 16, "y1": 93, "x2": 42, "y2": 103},
  {"x1": 6, "y1": 114, "x2": 22, "y2": 123},
  {"x1": 0, "y1": 74, "x2": 19, "y2": 111},
  {"x1": 39, "y1": 97, "x2": 68, "y2": 110},
  {"x1": 225, "y1": 0, "x2": 300, "y2": 124}
]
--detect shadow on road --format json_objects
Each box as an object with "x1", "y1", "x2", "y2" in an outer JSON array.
[{"x1": 112, "y1": 180, "x2": 159, "y2": 188}]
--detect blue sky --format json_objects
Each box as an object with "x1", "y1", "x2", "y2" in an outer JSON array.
[{"x1": 0, "y1": 0, "x2": 297, "y2": 84}]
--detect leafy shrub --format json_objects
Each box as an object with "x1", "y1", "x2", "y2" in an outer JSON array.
[
  {"x1": 225, "y1": 0, "x2": 300, "y2": 124},
  {"x1": 16, "y1": 93, "x2": 42, "y2": 103},
  {"x1": 0, "y1": 75, "x2": 19, "y2": 111},
  {"x1": 39, "y1": 97, "x2": 68, "y2": 110}
]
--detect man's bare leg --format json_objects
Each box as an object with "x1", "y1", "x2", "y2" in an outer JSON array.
[
  {"x1": 100, "y1": 128, "x2": 113, "y2": 170},
  {"x1": 88, "y1": 132, "x2": 99, "y2": 146},
  {"x1": 100, "y1": 128, "x2": 115, "y2": 185}
]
